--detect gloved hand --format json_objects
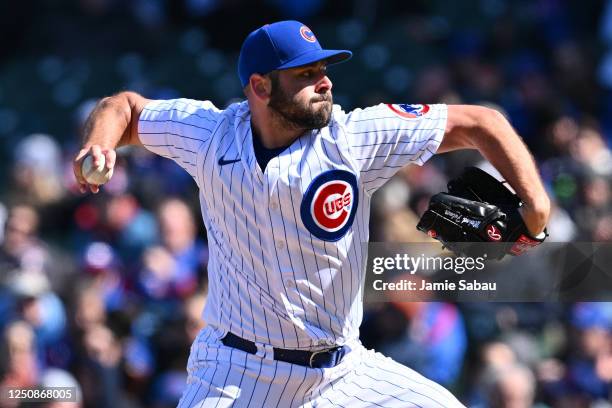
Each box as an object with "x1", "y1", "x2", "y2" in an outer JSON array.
[{"x1": 416, "y1": 167, "x2": 548, "y2": 259}]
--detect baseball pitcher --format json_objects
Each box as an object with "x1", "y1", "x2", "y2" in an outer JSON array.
[{"x1": 73, "y1": 20, "x2": 550, "y2": 407}]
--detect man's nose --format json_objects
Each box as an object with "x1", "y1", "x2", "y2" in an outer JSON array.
[{"x1": 315, "y1": 75, "x2": 332, "y2": 94}]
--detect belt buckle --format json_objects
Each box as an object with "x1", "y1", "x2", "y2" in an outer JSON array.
[{"x1": 308, "y1": 348, "x2": 329, "y2": 368}]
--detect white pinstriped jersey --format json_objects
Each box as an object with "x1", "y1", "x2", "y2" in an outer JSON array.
[{"x1": 138, "y1": 99, "x2": 447, "y2": 350}]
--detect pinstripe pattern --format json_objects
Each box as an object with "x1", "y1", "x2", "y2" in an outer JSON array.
[
  {"x1": 176, "y1": 327, "x2": 464, "y2": 407},
  {"x1": 139, "y1": 99, "x2": 461, "y2": 407}
]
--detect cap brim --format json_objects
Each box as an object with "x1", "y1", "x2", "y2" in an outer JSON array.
[{"x1": 277, "y1": 49, "x2": 352, "y2": 71}]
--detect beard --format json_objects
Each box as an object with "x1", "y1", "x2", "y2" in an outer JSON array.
[{"x1": 268, "y1": 79, "x2": 333, "y2": 131}]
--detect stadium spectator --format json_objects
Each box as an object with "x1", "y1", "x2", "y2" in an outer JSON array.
[{"x1": 138, "y1": 198, "x2": 207, "y2": 301}]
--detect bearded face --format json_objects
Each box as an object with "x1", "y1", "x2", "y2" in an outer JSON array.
[{"x1": 267, "y1": 72, "x2": 333, "y2": 130}]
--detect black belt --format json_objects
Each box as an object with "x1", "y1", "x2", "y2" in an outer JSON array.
[{"x1": 221, "y1": 332, "x2": 350, "y2": 369}]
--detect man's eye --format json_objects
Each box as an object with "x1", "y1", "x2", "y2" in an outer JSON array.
[{"x1": 301, "y1": 71, "x2": 313, "y2": 78}]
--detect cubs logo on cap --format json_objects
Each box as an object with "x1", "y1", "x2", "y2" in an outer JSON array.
[
  {"x1": 387, "y1": 104, "x2": 430, "y2": 118},
  {"x1": 300, "y1": 26, "x2": 317, "y2": 43},
  {"x1": 301, "y1": 170, "x2": 359, "y2": 241},
  {"x1": 238, "y1": 20, "x2": 352, "y2": 87}
]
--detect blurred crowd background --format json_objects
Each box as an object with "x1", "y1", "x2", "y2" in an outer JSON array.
[{"x1": 1, "y1": 0, "x2": 611, "y2": 407}]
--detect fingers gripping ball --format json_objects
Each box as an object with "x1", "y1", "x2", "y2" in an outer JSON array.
[{"x1": 82, "y1": 154, "x2": 113, "y2": 185}]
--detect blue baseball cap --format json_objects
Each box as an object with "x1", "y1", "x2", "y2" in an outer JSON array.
[{"x1": 238, "y1": 20, "x2": 352, "y2": 87}]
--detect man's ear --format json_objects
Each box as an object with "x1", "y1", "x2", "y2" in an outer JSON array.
[{"x1": 249, "y1": 74, "x2": 271, "y2": 102}]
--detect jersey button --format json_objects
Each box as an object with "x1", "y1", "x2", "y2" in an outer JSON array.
[
  {"x1": 285, "y1": 279, "x2": 295, "y2": 287},
  {"x1": 270, "y1": 201, "x2": 279, "y2": 210},
  {"x1": 276, "y1": 240, "x2": 285, "y2": 249}
]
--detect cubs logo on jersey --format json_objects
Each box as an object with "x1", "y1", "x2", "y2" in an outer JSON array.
[
  {"x1": 386, "y1": 103, "x2": 430, "y2": 118},
  {"x1": 300, "y1": 170, "x2": 359, "y2": 241}
]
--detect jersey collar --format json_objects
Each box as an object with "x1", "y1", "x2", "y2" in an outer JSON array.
[{"x1": 234, "y1": 100, "x2": 318, "y2": 183}]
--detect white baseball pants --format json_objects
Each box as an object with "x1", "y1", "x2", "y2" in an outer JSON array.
[{"x1": 177, "y1": 326, "x2": 465, "y2": 408}]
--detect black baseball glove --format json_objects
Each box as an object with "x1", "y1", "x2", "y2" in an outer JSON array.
[{"x1": 416, "y1": 167, "x2": 547, "y2": 260}]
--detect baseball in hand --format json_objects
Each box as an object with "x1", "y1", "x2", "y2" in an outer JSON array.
[{"x1": 81, "y1": 154, "x2": 113, "y2": 185}]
